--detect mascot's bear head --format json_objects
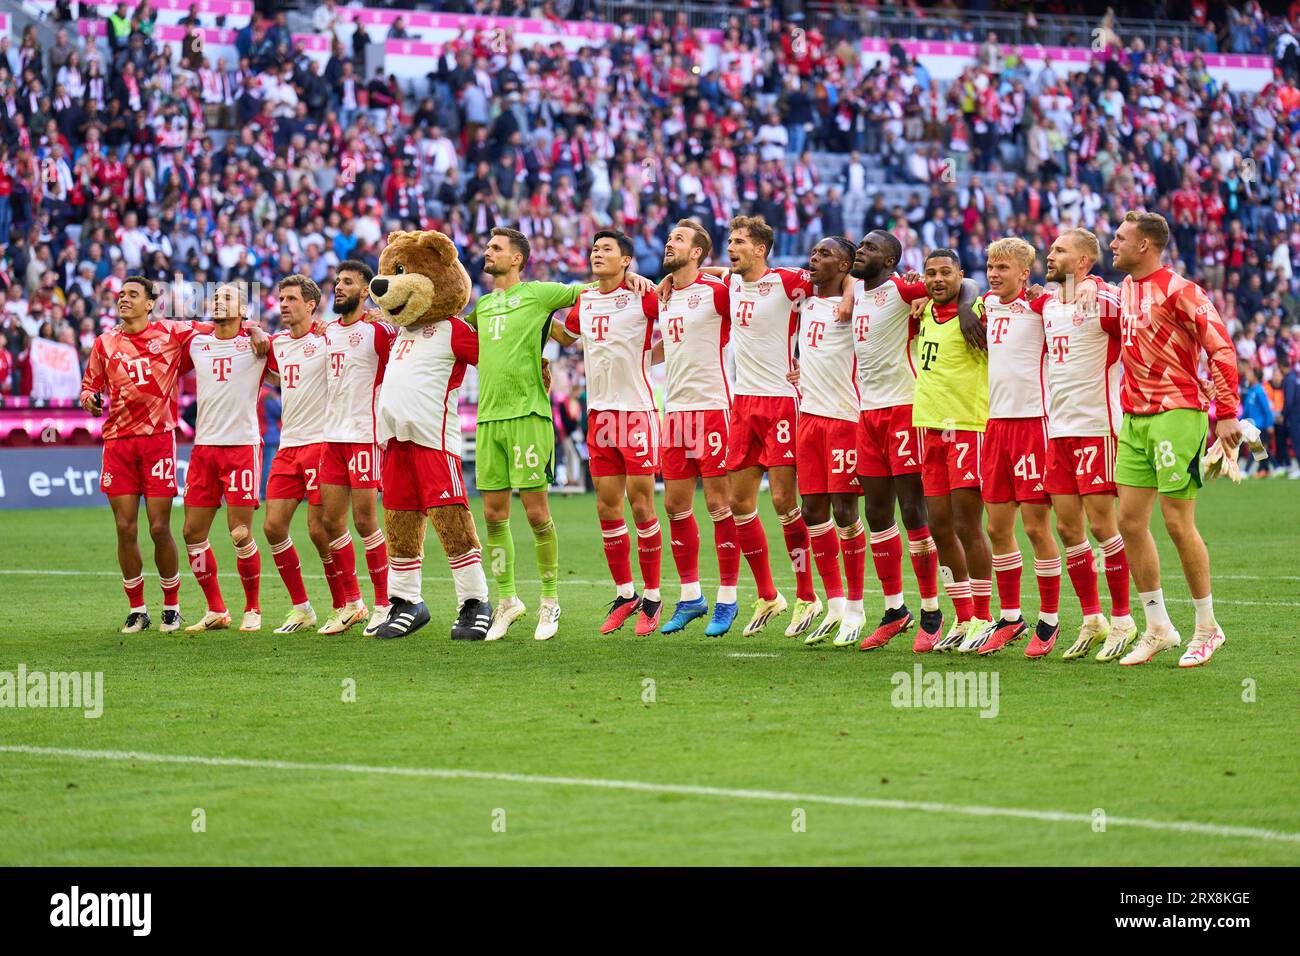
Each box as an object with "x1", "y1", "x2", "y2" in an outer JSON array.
[{"x1": 369, "y1": 230, "x2": 472, "y2": 327}]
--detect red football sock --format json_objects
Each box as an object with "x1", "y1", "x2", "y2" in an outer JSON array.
[
  {"x1": 808, "y1": 520, "x2": 843, "y2": 600},
  {"x1": 186, "y1": 540, "x2": 226, "y2": 613},
  {"x1": 362, "y1": 529, "x2": 389, "y2": 607},
  {"x1": 1035, "y1": 556, "x2": 1062, "y2": 616},
  {"x1": 600, "y1": 519, "x2": 633, "y2": 588},
  {"x1": 322, "y1": 555, "x2": 345, "y2": 610},
  {"x1": 869, "y1": 523, "x2": 904, "y2": 597},
  {"x1": 839, "y1": 520, "x2": 867, "y2": 602},
  {"x1": 735, "y1": 511, "x2": 777, "y2": 601},
  {"x1": 906, "y1": 526, "x2": 939, "y2": 604},
  {"x1": 709, "y1": 506, "x2": 740, "y2": 588},
  {"x1": 270, "y1": 536, "x2": 310, "y2": 606},
  {"x1": 780, "y1": 508, "x2": 816, "y2": 602},
  {"x1": 160, "y1": 572, "x2": 181, "y2": 610},
  {"x1": 329, "y1": 532, "x2": 361, "y2": 604},
  {"x1": 970, "y1": 577, "x2": 992, "y2": 619},
  {"x1": 667, "y1": 511, "x2": 699, "y2": 585},
  {"x1": 944, "y1": 576, "x2": 975, "y2": 622},
  {"x1": 1065, "y1": 541, "x2": 1102, "y2": 616},
  {"x1": 992, "y1": 551, "x2": 1023, "y2": 617},
  {"x1": 122, "y1": 574, "x2": 145, "y2": 611},
  {"x1": 1101, "y1": 534, "x2": 1131, "y2": 617},
  {"x1": 234, "y1": 539, "x2": 261, "y2": 613},
  {"x1": 635, "y1": 518, "x2": 662, "y2": 591}
]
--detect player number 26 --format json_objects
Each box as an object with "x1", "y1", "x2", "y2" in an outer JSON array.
[{"x1": 513, "y1": 444, "x2": 540, "y2": 469}]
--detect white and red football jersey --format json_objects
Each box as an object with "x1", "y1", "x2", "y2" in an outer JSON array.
[
  {"x1": 324, "y1": 317, "x2": 398, "y2": 444},
  {"x1": 564, "y1": 283, "x2": 658, "y2": 412},
  {"x1": 1032, "y1": 283, "x2": 1124, "y2": 438},
  {"x1": 798, "y1": 295, "x2": 859, "y2": 423},
  {"x1": 728, "y1": 266, "x2": 810, "y2": 398},
  {"x1": 81, "y1": 321, "x2": 200, "y2": 440},
  {"x1": 659, "y1": 273, "x2": 732, "y2": 412},
  {"x1": 184, "y1": 330, "x2": 272, "y2": 446},
  {"x1": 270, "y1": 328, "x2": 329, "y2": 448},
  {"x1": 983, "y1": 289, "x2": 1048, "y2": 419},
  {"x1": 850, "y1": 274, "x2": 928, "y2": 411},
  {"x1": 377, "y1": 318, "x2": 477, "y2": 457}
]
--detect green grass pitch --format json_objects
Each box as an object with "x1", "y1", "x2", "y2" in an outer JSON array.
[{"x1": 1, "y1": 482, "x2": 1297, "y2": 865}]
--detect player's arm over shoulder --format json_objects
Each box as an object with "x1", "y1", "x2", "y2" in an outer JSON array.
[{"x1": 553, "y1": 293, "x2": 582, "y2": 345}]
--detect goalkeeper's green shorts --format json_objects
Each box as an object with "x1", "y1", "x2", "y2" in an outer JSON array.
[
  {"x1": 1115, "y1": 409, "x2": 1208, "y2": 499},
  {"x1": 474, "y1": 414, "x2": 556, "y2": 492}
]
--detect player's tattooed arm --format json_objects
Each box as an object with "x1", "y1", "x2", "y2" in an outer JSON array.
[{"x1": 957, "y1": 278, "x2": 985, "y2": 351}]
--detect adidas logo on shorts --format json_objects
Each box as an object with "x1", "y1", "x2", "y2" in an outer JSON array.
[
  {"x1": 1092, "y1": 475, "x2": 1105, "y2": 485},
  {"x1": 439, "y1": 491, "x2": 450, "y2": 499},
  {"x1": 904, "y1": 458, "x2": 916, "y2": 466},
  {"x1": 784, "y1": 451, "x2": 794, "y2": 458},
  {"x1": 963, "y1": 472, "x2": 975, "y2": 480}
]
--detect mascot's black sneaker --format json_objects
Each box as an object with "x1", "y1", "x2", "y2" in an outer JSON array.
[
  {"x1": 374, "y1": 597, "x2": 429, "y2": 639},
  {"x1": 121, "y1": 611, "x2": 151, "y2": 634},
  {"x1": 451, "y1": 599, "x2": 491, "y2": 640}
]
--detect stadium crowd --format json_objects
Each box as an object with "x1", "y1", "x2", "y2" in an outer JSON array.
[{"x1": 1, "y1": 1, "x2": 1299, "y2": 473}]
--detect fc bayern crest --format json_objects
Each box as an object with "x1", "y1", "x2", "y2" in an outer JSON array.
[
  {"x1": 303, "y1": 343, "x2": 316, "y2": 356},
  {"x1": 507, "y1": 295, "x2": 522, "y2": 309},
  {"x1": 147, "y1": 339, "x2": 163, "y2": 354},
  {"x1": 235, "y1": 338, "x2": 250, "y2": 351},
  {"x1": 1072, "y1": 308, "x2": 1085, "y2": 327},
  {"x1": 348, "y1": 332, "x2": 363, "y2": 348},
  {"x1": 1010, "y1": 301, "x2": 1024, "y2": 314},
  {"x1": 873, "y1": 289, "x2": 889, "y2": 307},
  {"x1": 615, "y1": 294, "x2": 629, "y2": 309},
  {"x1": 757, "y1": 282, "x2": 772, "y2": 297},
  {"x1": 688, "y1": 294, "x2": 701, "y2": 309},
  {"x1": 422, "y1": 326, "x2": 436, "y2": 338}
]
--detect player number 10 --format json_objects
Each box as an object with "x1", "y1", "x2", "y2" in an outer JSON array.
[
  {"x1": 225, "y1": 469, "x2": 255, "y2": 492},
  {"x1": 513, "y1": 444, "x2": 540, "y2": 469}
]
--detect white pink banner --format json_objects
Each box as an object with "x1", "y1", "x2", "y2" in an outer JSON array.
[{"x1": 29, "y1": 338, "x2": 83, "y2": 402}]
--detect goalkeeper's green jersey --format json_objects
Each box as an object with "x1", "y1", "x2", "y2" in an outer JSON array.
[
  {"x1": 911, "y1": 296, "x2": 989, "y2": 433},
  {"x1": 468, "y1": 281, "x2": 582, "y2": 423}
]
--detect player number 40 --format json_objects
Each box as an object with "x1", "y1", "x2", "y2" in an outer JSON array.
[{"x1": 513, "y1": 444, "x2": 540, "y2": 469}]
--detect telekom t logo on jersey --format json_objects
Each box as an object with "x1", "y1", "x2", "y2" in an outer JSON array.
[
  {"x1": 736, "y1": 300, "x2": 754, "y2": 328},
  {"x1": 123, "y1": 357, "x2": 152, "y2": 385},
  {"x1": 330, "y1": 353, "x2": 345, "y2": 377},
  {"x1": 666, "y1": 315, "x2": 685, "y2": 343},
  {"x1": 212, "y1": 356, "x2": 233, "y2": 381},
  {"x1": 1051, "y1": 336, "x2": 1070, "y2": 363},
  {"x1": 990, "y1": 316, "x2": 1011, "y2": 344},
  {"x1": 590, "y1": 314, "x2": 611, "y2": 342},
  {"x1": 805, "y1": 320, "x2": 826, "y2": 348},
  {"x1": 394, "y1": 340, "x2": 414, "y2": 360},
  {"x1": 282, "y1": 364, "x2": 300, "y2": 388}
]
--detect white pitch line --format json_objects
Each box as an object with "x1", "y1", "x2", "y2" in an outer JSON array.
[
  {"x1": 2, "y1": 744, "x2": 1297, "y2": 847},
  {"x1": 3, "y1": 569, "x2": 1294, "y2": 606},
  {"x1": 727, "y1": 652, "x2": 780, "y2": 658}
]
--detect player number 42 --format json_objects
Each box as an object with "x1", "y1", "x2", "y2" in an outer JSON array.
[{"x1": 150, "y1": 459, "x2": 174, "y2": 482}]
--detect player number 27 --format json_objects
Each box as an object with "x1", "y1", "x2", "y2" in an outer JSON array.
[
  {"x1": 1073, "y1": 446, "x2": 1097, "y2": 476},
  {"x1": 513, "y1": 444, "x2": 540, "y2": 469}
]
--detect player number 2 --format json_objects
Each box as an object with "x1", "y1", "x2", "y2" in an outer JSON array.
[
  {"x1": 1013, "y1": 453, "x2": 1040, "y2": 480},
  {"x1": 775, "y1": 420, "x2": 790, "y2": 444},
  {"x1": 1073, "y1": 446, "x2": 1097, "y2": 476},
  {"x1": 513, "y1": 444, "x2": 540, "y2": 469},
  {"x1": 150, "y1": 458, "x2": 174, "y2": 482},
  {"x1": 304, "y1": 467, "x2": 318, "y2": 491},
  {"x1": 894, "y1": 430, "x2": 911, "y2": 459},
  {"x1": 225, "y1": 469, "x2": 254, "y2": 492}
]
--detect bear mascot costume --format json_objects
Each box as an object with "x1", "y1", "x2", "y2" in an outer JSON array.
[{"x1": 368, "y1": 230, "x2": 493, "y2": 640}]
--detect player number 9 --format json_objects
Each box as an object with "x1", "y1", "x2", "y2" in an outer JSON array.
[{"x1": 707, "y1": 431, "x2": 723, "y2": 457}]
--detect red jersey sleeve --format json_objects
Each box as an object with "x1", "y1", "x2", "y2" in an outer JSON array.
[
  {"x1": 1028, "y1": 292, "x2": 1050, "y2": 315},
  {"x1": 1096, "y1": 283, "x2": 1123, "y2": 336},
  {"x1": 1178, "y1": 281, "x2": 1240, "y2": 416},
  {"x1": 777, "y1": 267, "x2": 813, "y2": 303},
  {"x1": 264, "y1": 335, "x2": 280, "y2": 375},
  {"x1": 892, "y1": 275, "x2": 929, "y2": 303},
  {"x1": 178, "y1": 339, "x2": 195, "y2": 374},
  {"x1": 374, "y1": 322, "x2": 398, "y2": 363},
  {"x1": 564, "y1": 291, "x2": 583, "y2": 336},
  {"x1": 81, "y1": 336, "x2": 107, "y2": 397},
  {"x1": 710, "y1": 278, "x2": 731, "y2": 346},
  {"x1": 641, "y1": 291, "x2": 659, "y2": 350},
  {"x1": 450, "y1": 316, "x2": 478, "y2": 365}
]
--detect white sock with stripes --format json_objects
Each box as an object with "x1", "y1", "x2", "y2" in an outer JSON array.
[
  {"x1": 449, "y1": 548, "x2": 487, "y2": 604},
  {"x1": 389, "y1": 555, "x2": 423, "y2": 604}
]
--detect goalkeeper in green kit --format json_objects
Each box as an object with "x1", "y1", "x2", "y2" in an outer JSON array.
[{"x1": 466, "y1": 227, "x2": 655, "y2": 641}]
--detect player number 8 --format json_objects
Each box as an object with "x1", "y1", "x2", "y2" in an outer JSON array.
[
  {"x1": 776, "y1": 420, "x2": 790, "y2": 444},
  {"x1": 1156, "y1": 440, "x2": 1177, "y2": 469}
]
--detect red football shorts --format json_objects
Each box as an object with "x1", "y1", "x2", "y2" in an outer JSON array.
[
  {"x1": 100, "y1": 432, "x2": 178, "y2": 498},
  {"x1": 726, "y1": 394, "x2": 797, "y2": 471},
  {"x1": 586, "y1": 408, "x2": 660, "y2": 478},
  {"x1": 856, "y1": 404, "x2": 923, "y2": 478},
  {"x1": 980, "y1": 416, "x2": 1050, "y2": 504},
  {"x1": 185, "y1": 443, "x2": 262, "y2": 508},
  {"x1": 920, "y1": 428, "x2": 983, "y2": 497},
  {"x1": 796, "y1": 412, "x2": 862, "y2": 496},
  {"x1": 661, "y1": 408, "x2": 729, "y2": 480},
  {"x1": 266, "y1": 442, "x2": 325, "y2": 505},
  {"x1": 319, "y1": 441, "x2": 382, "y2": 489},
  {"x1": 1045, "y1": 434, "x2": 1118, "y2": 497},
  {"x1": 381, "y1": 440, "x2": 467, "y2": 510}
]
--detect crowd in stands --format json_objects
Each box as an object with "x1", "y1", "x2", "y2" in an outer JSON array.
[{"x1": 1, "y1": 1, "x2": 1298, "y2": 472}]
